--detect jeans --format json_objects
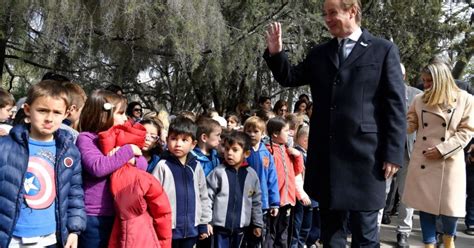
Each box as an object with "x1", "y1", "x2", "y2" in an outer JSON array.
[
  {"x1": 291, "y1": 201, "x2": 313, "y2": 247},
  {"x1": 305, "y1": 200, "x2": 321, "y2": 246},
  {"x1": 466, "y1": 163, "x2": 474, "y2": 227},
  {"x1": 419, "y1": 211, "x2": 458, "y2": 244},
  {"x1": 79, "y1": 215, "x2": 114, "y2": 248}
]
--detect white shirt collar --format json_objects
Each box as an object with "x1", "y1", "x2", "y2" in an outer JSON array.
[{"x1": 337, "y1": 27, "x2": 362, "y2": 43}]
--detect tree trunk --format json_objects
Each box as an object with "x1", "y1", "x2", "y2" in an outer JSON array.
[{"x1": 452, "y1": 51, "x2": 472, "y2": 79}]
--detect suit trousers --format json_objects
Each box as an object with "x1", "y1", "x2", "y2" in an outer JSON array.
[{"x1": 320, "y1": 209, "x2": 380, "y2": 248}]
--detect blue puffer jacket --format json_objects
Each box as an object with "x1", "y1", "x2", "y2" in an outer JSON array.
[{"x1": 0, "y1": 124, "x2": 86, "y2": 247}]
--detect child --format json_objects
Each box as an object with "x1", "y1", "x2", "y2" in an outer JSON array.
[
  {"x1": 98, "y1": 121, "x2": 172, "y2": 248},
  {"x1": 226, "y1": 113, "x2": 240, "y2": 130},
  {"x1": 266, "y1": 116, "x2": 305, "y2": 248},
  {"x1": 192, "y1": 117, "x2": 222, "y2": 176},
  {"x1": 76, "y1": 90, "x2": 147, "y2": 248},
  {"x1": 60, "y1": 82, "x2": 87, "y2": 142},
  {"x1": 0, "y1": 80, "x2": 85, "y2": 247},
  {"x1": 0, "y1": 88, "x2": 15, "y2": 135},
  {"x1": 206, "y1": 131, "x2": 263, "y2": 248},
  {"x1": 291, "y1": 125, "x2": 320, "y2": 247},
  {"x1": 152, "y1": 116, "x2": 212, "y2": 248},
  {"x1": 243, "y1": 116, "x2": 280, "y2": 247},
  {"x1": 140, "y1": 118, "x2": 164, "y2": 173}
]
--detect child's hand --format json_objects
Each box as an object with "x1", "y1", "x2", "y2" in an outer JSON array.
[
  {"x1": 199, "y1": 233, "x2": 209, "y2": 240},
  {"x1": 207, "y1": 224, "x2": 213, "y2": 236},
  {"x1": 301, "y1": 197, "x2": 311, "y2": 206},
  {"x1": 130, "y1": 144, "x2": 143, "y2": 156},
  {"x1": 270, "y1": 208, "x2": 279, "y2": 217},
  {"x1": 64, "y1": 233, "x2": 78, "y2": 248},
  {"x1": 128, "y1": 157, "x2": 136, "y2": 165},
  {"x1": 0, "y1": 128, "x2": 8, "y2": 136},
  {"x1": 253, "y1": 227, "x2": 262, "y2": 237},
  {"x1": 287, "y1": 147, "x2": 301, "y2": 157}
]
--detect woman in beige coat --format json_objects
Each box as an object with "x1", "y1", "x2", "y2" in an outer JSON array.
[{"x1": 402, "y1": 62, "x2": 474, "y2": 248}]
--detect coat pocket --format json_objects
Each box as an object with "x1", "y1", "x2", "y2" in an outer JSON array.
[{"x1": 360, "y1": 123, "x2": 378, "y2": 133}]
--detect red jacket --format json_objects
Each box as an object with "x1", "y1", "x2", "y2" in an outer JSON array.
[
  {"x1": 266, "y1": 143, "x2": 304, "y2": 207},
  {"x1": 98, "y1": 121, "x2": 172, "y2": 248}
]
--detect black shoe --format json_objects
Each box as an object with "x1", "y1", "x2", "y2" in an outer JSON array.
[
  {"x1": 381, "y1": 213, "x2": 391, "y2": 224},
  {"x1": 465, "y1": 226, "x2": 474, "y2": 236},
  {"x1": 396, "y1": 233, "x2": 409, "y2": 248}
]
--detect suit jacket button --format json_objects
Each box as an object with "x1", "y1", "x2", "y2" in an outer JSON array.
[
  {"x1": 424, "y1": 123, "x2": 428, "y2": 127},
  {"x1": 423, "y1": 136, "x2": 427, "y2": 141},
  {"x1": 422, "y1": 150, "x2": 426, "y2": 154},
  {"x1": 441, "y1": 137, "x2": 445, "y2": 141},
  {"x1": 442, "y1": 123, "x2": 446, "y2": 127},
  {"x1": 447, "y1": 109, "x2": 452, "y2": 113},
  {"x1": 421, "y1": 165, "x2": 425, "y2": 169}
]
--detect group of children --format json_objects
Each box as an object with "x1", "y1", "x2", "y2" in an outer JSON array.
[{"x1": 0, "y1": 78, "x2": 320, "y2": 248}]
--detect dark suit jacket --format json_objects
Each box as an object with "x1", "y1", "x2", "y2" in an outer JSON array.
[{"x1": 264, "y1": 29, "x2": 406, "y2": 210}]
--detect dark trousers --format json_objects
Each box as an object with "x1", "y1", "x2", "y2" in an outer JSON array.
[
  {"x1": 305, "y1": 200, "x2": 321, "y2": 246},
  {"x1": 265, "y1": 205, "x2": 292, "y2": 248},
  {"x1": 291, "y1": 201, "x2": 313, "y2": 247},
  {"x1": 243, "y1": 212, "x2": 269, "y2": 247},
  {"x1": 172, "y1": 237, "x2": 198, "y2": 248},
  {"x1": 212, "y1": 227, "x2": 245, "y2": 248},
  {"x1": 466, "y1": 163, "x2": 474, "y2": 227},
  {"x1": 320, "y1": 209, "x2": 380, "y2": 248},
  {"x1": 79, "y1": 215, "x2": 115, "y2": 248}
]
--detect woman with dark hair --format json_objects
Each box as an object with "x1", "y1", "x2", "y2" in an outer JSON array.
[
  {"x1": 294, "y1": 100, "x2": 309, "y2": 123},
  {"x1": 126, "y1": 101, "x2": 143, "y2": 123},
  {"x1": 273, "y1": 99, "x2": 289, "y2": 117}
]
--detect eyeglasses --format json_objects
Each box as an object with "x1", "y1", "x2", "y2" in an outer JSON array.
[
  {"x1": 146, "y1": 134, "x2": 159, "y2": 141},
  {"x1": 133, "y1": 108, "x2": 142, "y2": 112}
]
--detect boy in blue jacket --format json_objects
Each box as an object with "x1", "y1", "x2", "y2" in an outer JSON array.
[
  {"x1": 192, "y1": 117, "x2": 222, "y2": 176},
  {"x1": 152, "y1": 116, "x2": 212, "y2": 248},
  {"x1": 244, "y1": 116, "x2": 280, "y2": 247},
  {"x1": 0, "y1": 80, "x2": 86, "y2": 248}
]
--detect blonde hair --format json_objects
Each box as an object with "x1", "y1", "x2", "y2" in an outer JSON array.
[
  {"x1": 243, "y1": 116, "x2": 266, "y2": 133},
  {"x1": 421, "y1": 62, "x2": 460, "y2": 107}
]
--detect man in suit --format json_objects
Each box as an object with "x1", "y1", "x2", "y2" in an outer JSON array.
[{"x1": 264, "y1": 0, "x2": 406, "y2": 247}]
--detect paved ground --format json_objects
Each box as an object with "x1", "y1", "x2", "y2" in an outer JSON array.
[{"x1": 378, "y1": 212, "x2": 474, "y2": 247}]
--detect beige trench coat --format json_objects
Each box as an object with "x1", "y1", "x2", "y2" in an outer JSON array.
[{"x1": 402, "y1": 90, "x2": 474, "y2": 217}]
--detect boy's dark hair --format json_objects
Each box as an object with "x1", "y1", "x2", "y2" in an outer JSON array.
[
  {"x1": 168, "y1": 115, "x2": 197, "y2": 141},
  {"x1": 224, "y1": 130, "x2": 252, "y2": 152},
  {"x1": 257, "y1": 96, "x2": 271, "y2": 105},
  {"x1": 42, "y1": 72, "x2": 70, "y2": 82},
  {"x1": 105, "y1": 84, "x2": 124, "y2": 95},
  {"x1": 0, "y1": 88, "x2": 15, "y2": 108},
  {"x1": 196, "y1": 117, "x2": 221, "y2": 141}
]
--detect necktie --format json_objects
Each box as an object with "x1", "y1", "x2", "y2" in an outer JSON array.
[{"x1": 338, "y1": 38, "x2": 347, "y2": 67}]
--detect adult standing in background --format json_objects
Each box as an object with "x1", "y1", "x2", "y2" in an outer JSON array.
[
  {"x1": 402, "y1": 62, "x2": 474, "y2": 248},
  {"x1": 264, "y1": 0, "x2": 406, "y2": 247}
]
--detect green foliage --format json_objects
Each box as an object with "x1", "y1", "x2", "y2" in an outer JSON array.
[{"x1": 0, "y1": 0, "x2": 472, "y2": 114}]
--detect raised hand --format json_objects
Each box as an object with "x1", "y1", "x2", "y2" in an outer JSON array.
[{"x1": 265, "y1": 22, "x2": 283, "y2": 55}]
